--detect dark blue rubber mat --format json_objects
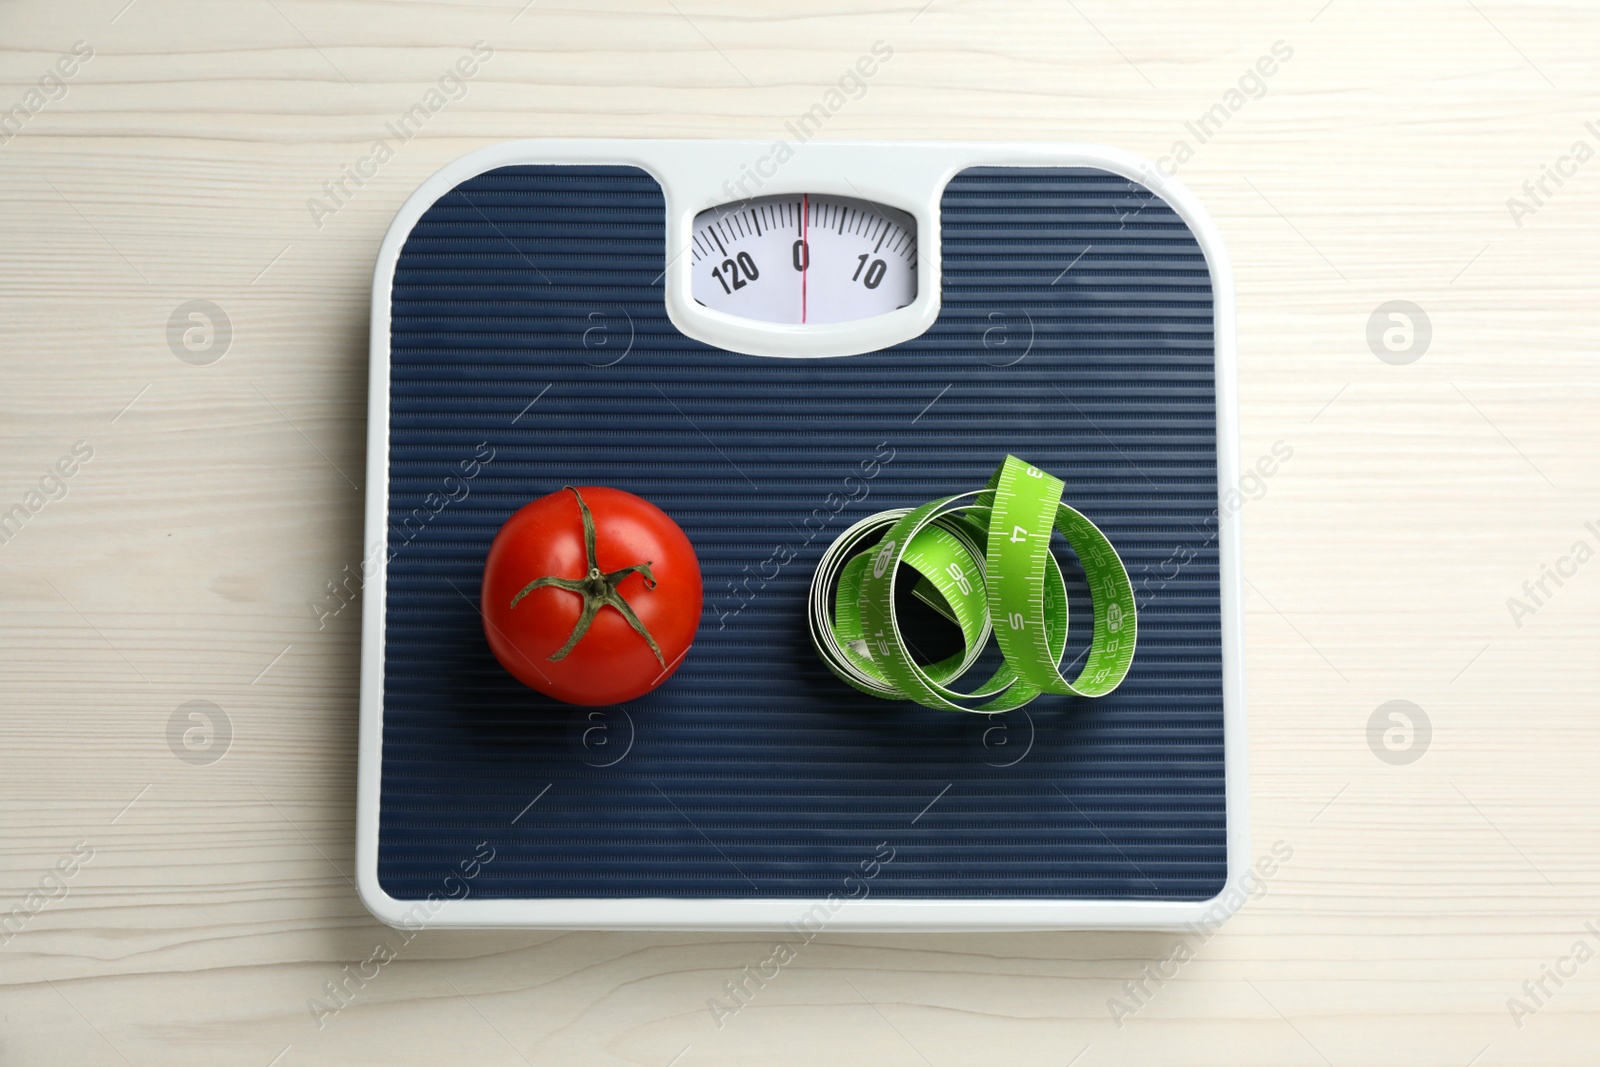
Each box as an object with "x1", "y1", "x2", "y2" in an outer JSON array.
[{"x1": 380, "y1": 165, "x2": 1224, "y2": 900}]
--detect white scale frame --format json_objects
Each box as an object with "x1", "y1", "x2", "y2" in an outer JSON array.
[{"x1": 359, "y1": 139, "x2": 1247, "y2": 931}]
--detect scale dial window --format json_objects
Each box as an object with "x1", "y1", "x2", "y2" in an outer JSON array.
[{"x1": 691, "y1": 194, "x2": 917, "y2": 326}]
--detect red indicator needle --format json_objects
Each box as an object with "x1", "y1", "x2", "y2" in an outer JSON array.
[{"x1": 801, "y1": 193, "x2": 809, "y2": 325}]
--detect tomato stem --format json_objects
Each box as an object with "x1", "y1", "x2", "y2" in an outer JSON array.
[{"x1": 509, "y1": 486, "x2": 666, "y2": 667}]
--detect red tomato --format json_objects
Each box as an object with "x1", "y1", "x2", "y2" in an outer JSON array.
[{"x1": 481, "y1": 485, "x2": 702, "y2": 705}]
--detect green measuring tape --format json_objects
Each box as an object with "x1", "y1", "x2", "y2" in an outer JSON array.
[{"x1": 808, "y1": 455, "x2": 1137, "y2": 713}]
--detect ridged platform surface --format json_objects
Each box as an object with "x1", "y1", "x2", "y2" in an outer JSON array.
[{"x1": 380, "y1": 165, "x2": 1224, "y2": 901}]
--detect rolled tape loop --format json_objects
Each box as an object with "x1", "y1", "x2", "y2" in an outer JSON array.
[{"x1": 807, "y1": 455, "x2": 1137, "y2": 713}]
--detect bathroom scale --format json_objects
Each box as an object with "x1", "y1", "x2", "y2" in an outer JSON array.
[{"x1": 356, "y1": 140, "x2": 1248, "y2": 930}]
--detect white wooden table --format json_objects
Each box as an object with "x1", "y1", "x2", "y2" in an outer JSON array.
[{"x1": 2, "y1": 1, "x2": 1596, "y2": 1063}]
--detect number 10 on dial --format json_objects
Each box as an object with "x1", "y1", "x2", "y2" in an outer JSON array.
[{"x1": 691, "y1": 193, "x2": 917, "y2": 326}]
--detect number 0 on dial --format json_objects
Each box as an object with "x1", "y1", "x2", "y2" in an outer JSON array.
[{"x1": 691, "y1": 194, "x2": 917, "y2": 326}]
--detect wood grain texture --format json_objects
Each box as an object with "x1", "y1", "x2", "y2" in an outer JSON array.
[{"x1": 2, "y1": 0, "x2": 1598, "y2": 1063}]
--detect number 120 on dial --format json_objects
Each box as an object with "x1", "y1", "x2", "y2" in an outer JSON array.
[{"x1": 691, "y1": 193, "x2": 917, "y2": 326}]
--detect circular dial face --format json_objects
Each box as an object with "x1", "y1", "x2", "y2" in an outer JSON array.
[{"x1": 691, "y1": 194, "x2": 917, "y2": 326}]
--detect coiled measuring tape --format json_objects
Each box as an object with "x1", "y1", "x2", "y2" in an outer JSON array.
[{"x1": 808, "y1": 455, "x2": 1137, "y2": 713}]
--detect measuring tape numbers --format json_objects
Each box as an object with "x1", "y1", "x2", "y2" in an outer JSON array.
[{"x1": 808, "y1": 456, "x2": 1137, "y2": 713}]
